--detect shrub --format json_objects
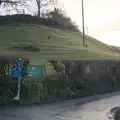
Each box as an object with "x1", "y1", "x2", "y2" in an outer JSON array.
[{"x1": 0, "y1": 76, "x2": 16, "y2": 105}]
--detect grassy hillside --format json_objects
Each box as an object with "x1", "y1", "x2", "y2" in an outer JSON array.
[
  {"x1": 1, "y1": 23, "x2": 120, "y2": 105},
  {"x1": 0, "y1": 24, "x2": 120, "y2": 65}
]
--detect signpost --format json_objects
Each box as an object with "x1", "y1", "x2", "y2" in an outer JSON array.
[{"x1": 11, "y1": 58, "x2": 24, "y2": 101}]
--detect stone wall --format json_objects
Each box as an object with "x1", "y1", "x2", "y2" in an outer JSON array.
[
  {"x1": 74, "y1": 60, "x2": 120, "y2": 94},
  {"x1": 60, "y1": 60, "x2": 120, "y2": 96}
]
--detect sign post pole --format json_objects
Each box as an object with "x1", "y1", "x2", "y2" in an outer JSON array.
[
  {"x1": 16, "y1": 76, "x2": 21, "y2": 101},
  {"x1": 13, "y1": 58, "x2": 24, "y2": 102}
]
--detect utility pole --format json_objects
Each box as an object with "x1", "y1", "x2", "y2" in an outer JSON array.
[{"x1": 81, "y1": 0, "x2": 85, "y2": 46}]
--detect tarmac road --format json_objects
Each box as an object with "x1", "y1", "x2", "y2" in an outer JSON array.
[{"x1": 0, "y1": 92, "x2": 120, "y2": 120}]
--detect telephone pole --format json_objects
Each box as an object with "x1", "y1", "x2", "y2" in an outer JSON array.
[{"x1": 81, "y1": 0, "x2": 85, "y2": 46}]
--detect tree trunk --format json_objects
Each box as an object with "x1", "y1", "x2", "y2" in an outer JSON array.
[
  {"x1": 37, "y1": 4, "x2": 40, "y2": 17},
  {"x1": 36, "y1": 0, "x2": 41, "y2": 17}
]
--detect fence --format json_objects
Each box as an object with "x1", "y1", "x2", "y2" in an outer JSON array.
[{"x1": 0, "y1": 14, "x2": 32, "y2": 24}]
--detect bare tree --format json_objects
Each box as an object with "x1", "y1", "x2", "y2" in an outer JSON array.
[
  {"x1": 0, "y1": 0, "x2": 23, "y2": 6},
  {"x1": 53, "y1": 0, "x2": 58, "y2": 9},
  {"x1": 0, "y1": 0, "x2": 25, "y2": 13},
  {"x1": 34, "y1": 0, "x2": 54, "y2": 17}
]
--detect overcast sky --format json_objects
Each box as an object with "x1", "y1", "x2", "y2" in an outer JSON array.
[
  {"x1": 61, "y1": 0, "x2": 120, "y2": 46},
  {"x1": 1, "y1": 0, "x2": 120, "y2": 46}
]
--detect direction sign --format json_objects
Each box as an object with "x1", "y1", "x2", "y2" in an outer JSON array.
[
  {"x1": 15, "y1": 58, "x2": 24, "y2": 70},
  {"x1": 11, "y1": 69, "x2": 22, "y2": 77},
  {"x1": 12, "y1": 58, "x2": 24, "y2": 101}
]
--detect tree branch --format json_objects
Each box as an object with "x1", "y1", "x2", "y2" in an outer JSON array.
[
  {"x1": 0, "y1": 0, "x2": 25, "y2": 6},
  {"x1": 40, "y1": 0, "x2": 54, "y2": 7}
]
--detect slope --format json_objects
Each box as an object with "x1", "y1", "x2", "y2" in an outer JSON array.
[{"x1": 0, "y1": 24, "x2": 119, "y2": 64}]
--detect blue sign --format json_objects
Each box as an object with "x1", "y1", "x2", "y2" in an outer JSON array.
[
  {"x1": 15, "y1": 59, "x2": 24, "y2": 70},
  {"x1": 12, "y1": 58, "x2": 24, "y2": 101},
  {"x1": 11, "y1": 69, "x2": 22, "y2": 77}
]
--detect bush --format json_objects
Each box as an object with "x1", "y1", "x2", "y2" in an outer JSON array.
[
  {"x1": 46, "y1": 8, "x2": 79, "y2": 32},
  {"x1": 2, "y1": 59, "x2": 120, "y2": 105},
  {"x1": 0, "y1": 76, "x2": 17, "y2": 106},
  {"x1": 19, "y1": 75, "x2": 84, "y2": 104},
  {"x1": 0, "y1": 89, "x2": 15, "y2": 106}
]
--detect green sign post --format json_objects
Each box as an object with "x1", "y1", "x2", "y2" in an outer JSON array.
[{"x1": 27, "y1": 65, "x2": 45, "y2": 80}]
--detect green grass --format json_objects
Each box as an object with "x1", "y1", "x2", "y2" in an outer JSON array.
[
  {"x1": 1, "y1": 23, "x2": 120, "y2": 105},
  {"x1": 0, "y1": 24, "x2": 120, "y2": 66}
]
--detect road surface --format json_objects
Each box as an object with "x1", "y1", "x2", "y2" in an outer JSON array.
[{"x1": 0, "y1": 92, "x2": 120, "y2": 120}]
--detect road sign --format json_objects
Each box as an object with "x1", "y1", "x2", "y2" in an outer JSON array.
[
  {"x1": 11, "y1": 69, "x2": 22, "y2": 77},
  {"x1": 15, "y1": 58, "x2": 24, "y2": 70},
  {"x1": 13, "y1": 58, "x2": 24, "y2": 101},
  {"x1": 27, "y1": 65, "x2": 45, "y2": 79}
]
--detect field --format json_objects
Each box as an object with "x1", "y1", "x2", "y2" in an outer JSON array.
[{"x1": 0, "y1": 24, "x2": 120, "y2": 68}]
